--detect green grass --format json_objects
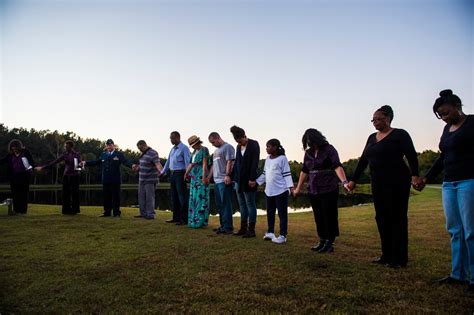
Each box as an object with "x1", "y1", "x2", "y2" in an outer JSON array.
[{"x1": 0, "y1": 187, "x2": 472, "y2": 313}]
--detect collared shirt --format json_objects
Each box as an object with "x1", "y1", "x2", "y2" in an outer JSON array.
[{"x1": 162, "y1": 142, "x2": 191, "y2": 174}]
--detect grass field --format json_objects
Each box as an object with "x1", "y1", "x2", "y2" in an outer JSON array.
[{"x1": 0, "y1": 187, "x2": 473, "y2": 313}]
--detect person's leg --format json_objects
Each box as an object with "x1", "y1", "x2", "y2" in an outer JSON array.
[
  {"x1": 62, "y1": 176, "x2": 72, "y2": 214},
  {"x1": 170, "y1": 173, "x2": 180, "y2": 221},
  {"x1": 138, "y1": 183, "x2": 147, "y2": 217},
  {"x1": 243, "y1": 191, "x2": 257, "y2": 237},
  {"x1": 222, "y1": 184, "x2": 234, "y2": 232},
  {"x1": 214, "y1": 183, "x2": 224, "y2": 229},
  {"x1": 372, "y1": 184, "x2": 392, "y2": 262},
  {"x1": 70, "y1": 176, "x2": 80, "y2": 214},
  {"x1": 309, "y1": 194, "x2": 326, "y2": 241},
  {"x1": 390, "y1": 182, "x2": 410, "y2": 266},
  {"x1": 103, "y1": 183, "x2": 113, "y2": 216},
  {"x1": 442, "y1": 181, "x2": 468, "y2": 281},
  {"x1": 235, "y1": 185, "x2": 249, "y2": 235},
  {"x1": 266, "y1": 195, "x2": 276, "y2": 234},
  {"x1": 174, "y1": 172, "x2": 188, "y2": 223},
  {"x1": 457, "y1": 179, "x2": 474, "y2": 284},
  {"x1": 276, "y1": 191, "x2": 289, "y2": 237},
  {"x1": 11, "y1": 174, "x2": 29, "y2": 214},
  {"x1": 112, "y1": 183, "x2": 121, "y2": 216},
  {"x1": 145, "y1": 183, "x2": 156, "y2": 219},
  {"x1": 317, "y1": 190, "x2": 339, "y2": 253}
]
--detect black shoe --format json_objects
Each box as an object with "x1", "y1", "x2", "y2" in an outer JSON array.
[
  {"x1": 99, "y1": 214, "x2": 111, "y2": 217},
  {"x1": 216, "y1": 229, "x2": 233, "y2": 235},
  {"x1": 388, "y1": 263, "x2": 406, "y2": 269},
  {"x1": 134, "y1": 215, "x2": 144, "y2": 218},
  {"x1": 318, "y1": 241, "x2": 334, "y2": 253},
  {"x1": 434, "y1": 276, "x2": 468, "y2": 285},
  {"x1": 242, "y1": 230, "x2": 256, "y2": 238},
  {"x1": 166, "y1": 219, "x2": 179, "y2": 223},
  {"x1": 467, "y1": 283, "x2": 474, "y2": 292},
  {"x1": 113, "y1": 214, "x2": 121, "y2": 218},
  {"x1": 175, "y1": 222, "x2": 184, "y2": 225},
  {"x1": 311, "y1": 240, "x2": 326, "y2": 252},
  {"x1": 372, "y1": 257, "x2": 390, "y2": 265}
]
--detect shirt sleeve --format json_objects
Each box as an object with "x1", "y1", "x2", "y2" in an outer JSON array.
[
  {"x1": 161, "y1": 152, "x2": 170, "y2": 174},
  {"x1": 85, "y1": 153, "x2": 102, "y2": 167},
  {"x1": 256, "y1": 158, "x2": 267, "y2": 186},
  {"x1": 351, "y1": 136, "x2": 371, "y2": 182},
  {"x1": 281, "y1": 156, "x2": 294, "y2": 188},
  {"x1": 119, "y1": 152, "x2": 133, "y2": 168},
  {"x1": 400, "y1": 129, "x2": 419, "y2": 176},
  {"x1": 42, "y1": 153, "x2": 65, "y2": 169},
  {"x1": 301, "y1": 152, "x2": 310, "y2": 174},
  {"x1": 328, "y1": 145, "x2": 343, "y2": 169},
  {"x1": 425, "y1": 152, "x2": 444, "y2": 181},
  {"x1": 183, "y1": 145, "x2": 191, "y2": 167},
  {"x1": 225, "y1": 145, "x2": 235, "y2": 161}
]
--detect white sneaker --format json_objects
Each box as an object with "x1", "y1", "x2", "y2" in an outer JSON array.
[
  {"x1": 272, "y1": 235, "x2": 287, "y2": 244},
  {"x1": 263, "y1": 232, "x2": 276, "y2": 241}
]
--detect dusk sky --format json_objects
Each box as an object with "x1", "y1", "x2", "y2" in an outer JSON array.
[{"x1": 1, "y1": 0, "x2": 472, "y2": 162}]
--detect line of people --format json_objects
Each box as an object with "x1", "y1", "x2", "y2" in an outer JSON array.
[{"x1": 1, "y1": 89, "x2": 472, "y2": 289}]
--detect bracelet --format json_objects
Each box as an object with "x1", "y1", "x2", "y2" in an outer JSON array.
[{"x1": 342, "y1": 180, "x2": 349, "y2": 185}]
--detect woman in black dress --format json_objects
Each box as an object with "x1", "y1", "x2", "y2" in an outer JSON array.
[{"x1": 347, "y1": 105, "x2": 419, "y2": 268}]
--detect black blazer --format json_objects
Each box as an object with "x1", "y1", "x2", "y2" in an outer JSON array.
[
  {"x1": 0, "y1": 149, "x2": 35, "y2": 180},
  {"x1": 235, "y1": 139, "x2": 260, "y2": 192}
]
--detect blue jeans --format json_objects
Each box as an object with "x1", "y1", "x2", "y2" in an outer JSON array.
[
  {"x1": 214, "y1": 182, "x2": 234, "y2": 231},
  {"x1": 170, "y1": 170, "x2": 187, "y2": 222},
  {"x1": 235, "y1": 183, "x2": 257, "y2": 224},
  {"x1": 442, "y1": 179, "x2": 474, "y2": 283}
]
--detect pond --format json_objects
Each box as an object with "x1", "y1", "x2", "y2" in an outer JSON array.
[{"x1": 0, "y1": 187, "x2": 372, "y2": 215}]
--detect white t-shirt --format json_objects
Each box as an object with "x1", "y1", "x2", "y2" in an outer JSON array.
[{"x1": 256, "y1": 155, "x2": 294, "y2": 197}]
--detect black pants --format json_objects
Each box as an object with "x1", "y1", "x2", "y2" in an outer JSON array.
[
  {"x1": 372, "y1": 181, "x2": 411, "y2": 266},
  {"x1": 170, "y1": 170, "x2": 188, "y2": 223},
  {"x1": 103, "y1": 183, "x2": 121, "y2": 216},
  {"x1": 266, "y1": 191, "x2": 289, "y2": 236},
  {"x1": 309, "y1": 189, "x2": 339, "y2": 242},
  {"x1": 62, "y1": 176, "x2": 80, "y2": 214},
  {"x1": 10, "y1": 173, "x2": 30, "y2": 214}
]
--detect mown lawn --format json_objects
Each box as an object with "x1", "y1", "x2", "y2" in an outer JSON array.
[{"x1": 0, "y1": 187, "x2": 472, "y2": 313}]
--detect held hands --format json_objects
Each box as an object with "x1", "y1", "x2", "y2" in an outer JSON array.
[
  {"x1": 132, "y1": 164, "x2": 139, "y2": 172},
  {"x1": 412, "y1": 176, "x2": 426, "y2": 191},
  {"x1": 34, "y1": 166, "x2": 43, "y2": 172},
  {"x1": 224, "y1": 175, "x2": 232, "y2": 185},
  {"x1": 202, "y1": 177, "x2": 210, "y2": 186},
  {"x1": 292, "y1": 187, "x2": 300, "y2": 197},
  {"x1": 79, "y1": 161, "x2": 86, "y2": 167},
  {"x1": 345, "y1": 181, "x2": 356, "y2": 192},
  {"x1": 248, "y1": 180, "x2": 257, "y2": 188}
]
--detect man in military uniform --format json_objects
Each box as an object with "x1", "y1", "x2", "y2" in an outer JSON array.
[{"x1": 82, "y1": 139, "x2": 134, "y2": 217}]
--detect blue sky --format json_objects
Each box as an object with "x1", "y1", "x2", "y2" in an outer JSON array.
[{"x1": 0, "y1": 0, "x2": 472, "y2": 161}]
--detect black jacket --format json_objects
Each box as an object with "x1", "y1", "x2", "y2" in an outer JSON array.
[{"x1": 235, "y1": 139, "x2": 260, "y2": 193}]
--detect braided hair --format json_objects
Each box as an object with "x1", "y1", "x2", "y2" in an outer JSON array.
[{"x1": 267, "y1": 139, "x2": 285, "y2": 156}]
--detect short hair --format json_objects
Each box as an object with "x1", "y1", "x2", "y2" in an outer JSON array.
[
  {"x1": 65, "y1": 140, "x2": 74, "y2": 148},
  {"x1": 136, "y1": 140, "x2": 147, "y2": 146},
  {"x1": 208, "y1": 132, "x2": 220, "y2": 139},
  {"x1": 230, "y1": 125, "x2": 245, "y2": 140},
  {"x1": 376, "y1": 105, "x2": 394, "y2": 122},
  {"x1": 302, "y1": 128, "x2": 328, "y2": 151},
  {"x1": 8, "y1": 139, "x2": 23, "y2": 152},
  {"x1": 433, "y1": 89, "x2": 463, "y2": 118},
  {"x1": 170, "y1": 131, "x2": 180, "y2": 138}
]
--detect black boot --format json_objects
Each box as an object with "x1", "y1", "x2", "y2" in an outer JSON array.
[
  {"x1": 311, "y1": 239, "x2": 326, "y2": 251},
  {"x1": 234, "y1": 220, "x2": 248, "y2": 236},
  {"x1": 243, "y1": 222, "x2": 256, "y2": 238},
  {"x1": 318, "y1": 240, "x2": 334, "y2": 253}
]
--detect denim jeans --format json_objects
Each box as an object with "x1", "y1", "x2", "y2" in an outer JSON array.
[
  {"x1": 235, "y1": 183, "x2": 257, "y2": 224},
  {"x1": 214, "y1": 182, "x2": 234, "y2": 231},
  {"x1": 442, "y1": 179, "x2": 474, "y2": 283},
  {"x1": 170, "y1": 171, "x2": 188, "y2": 222}
]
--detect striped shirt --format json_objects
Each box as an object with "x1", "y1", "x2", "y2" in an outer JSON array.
[
  {"x1": 256, "y1": 155, "x2": 294, "y2": 197},
  {"x1": 139, "y1": 148, "x2": 160, "y2": 184}
]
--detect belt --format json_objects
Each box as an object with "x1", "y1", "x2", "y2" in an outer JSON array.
[
  {"x1": 170, "y1": 169, "x2": 185, "y2": 174},
  {"x1": 309, "y1": 169, "x2": 334, "y2": 174}
]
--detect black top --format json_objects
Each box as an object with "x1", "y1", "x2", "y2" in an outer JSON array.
[
  {"x1": 234, "y1": 139, "x2": 260, "y2": 193},
  {"x1": 352, "y1": 128, "x2": 419, "y2": 185},
  {"x1": 425, "y1": 114, "x2": 474, "y2": 182}
]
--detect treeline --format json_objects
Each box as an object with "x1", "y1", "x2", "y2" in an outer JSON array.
[{"x1": 0, "y1": 124, "x2": 443, "y2": 185}]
